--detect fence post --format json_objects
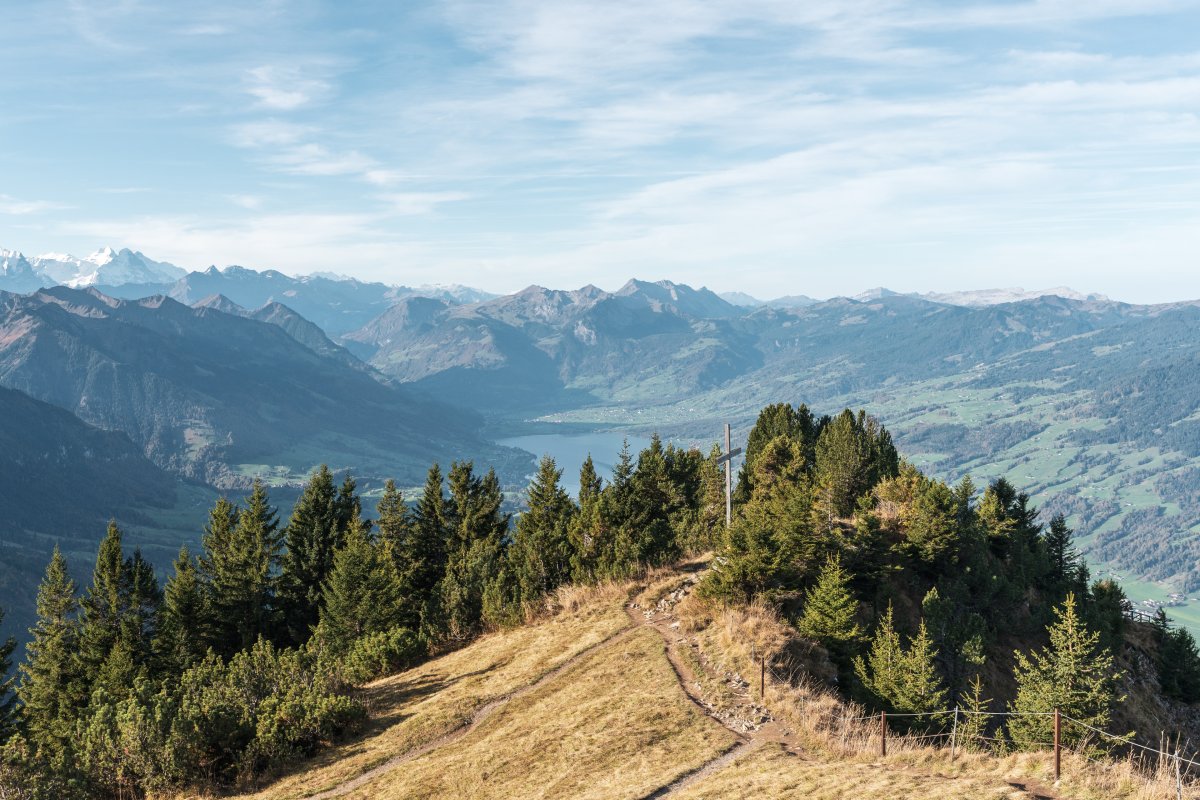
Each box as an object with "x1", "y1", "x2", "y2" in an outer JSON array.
[
  {"x1": 760, "y1": 655, "x2": 765, "y2": 703},
  {"x1": 881, "y1": 711, "x2": 887, "y2": 758},
  {"x1": 1176, "y1": 750, "x2": 1183, "y2": 800},
  {"x1": 950, "y1": 706, "x2": 959, "y2": 759},
  {"x1": 1053, "y1": 708, "x2": 1061, "y2": 782}
]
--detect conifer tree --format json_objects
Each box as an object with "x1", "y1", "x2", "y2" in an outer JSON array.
[
  {"x1": 395, "y1": 463, "x2": 449, "y2": 634},
  {"x1": 279, "y1": 465, "x2": 345, "y2": 644},
  {"x1": 19, "y1": 546, "x2": 84, "y2": 760},
  {"x1": 796, "y1": 555, "x2": 862, "y2": 662},
  {"x1": 854, "y1": 606, "x2": 948, "y2": 724},
  {"x1": 735, "y1": 402, "x2": 818, "y2": 502},
  {"x1": 956, "y1": 674, "x2": 992, "y2": 751},
  {"x1": 121, "y1": 549, "x2": 161, "y2": 675},
  {"x1": 1154, "y1": 613, "x2": 1200, "y2": 703},
  {"x1": 317, "y1": 516, "x2": 404, "y2": 658},
  {"x1": 568, "y1": 455, "x2": 605, "y2": 580},
  {"x1": 1042, "y1": 514, "x2": 1083, "y2": 600},
  {"x1": 77, "y1": 522, "x2": 127, "y2": 683},
  {"x1": 510, "y1": 455, "x2": 575, "y2": 604},
  {"x1": 375, "y1": 479, "x2": 408, "y2": 561},
  {"x1": 0, "y1": 607, "x2": 16, "y2": 741},
  {"x1": 1007, "y1": 594, "x2": 1122, "y2": 750},
  {"x1": 921, "y1": 585, "x2": 986, "y2": 702},
  {"x1": 203, "y1": 481, "x2": 281, "y2": 654},
  {"x1": 155, "y1": 547, "x2": 209, "y2": 673},
  {"x1": 440, "y1": 463, "x2": 510, "y2": 639}
]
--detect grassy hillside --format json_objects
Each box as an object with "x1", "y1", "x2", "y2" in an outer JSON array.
[{"x1": 222, "y1": 563, "x2": 1189, "y2": 800}]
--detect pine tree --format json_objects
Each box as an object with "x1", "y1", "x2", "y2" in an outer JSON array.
[
  {"x1": 1007, "y1": 594, "x2": 1122, "y2": 750},
  {"x1": 279, "y1": 465, "x2": 344, "y2": 644},
  {"x1": 796, "y1": 555, "x2": 862, "y2": 661},
  {"x1": 317, "y1": 516, "x2": 405, "y2": 658},
  {"x1": 510, "y1": 455, "x2": 575, "y2": 605},
  {"x1": 734, "y1": 402, "x2": 818, "y2": 502},
  {"x1": 19, "y1": 546, "x2": 84, "y2": 760},
  {"x1": 0, "y1": 606, "x2": 16, "y2": 741},
  {"x1": 155, "y1": 547, "x2": 209, "y2": 673},
  {"x1": 121, "y1": 549, "x2": 161, "y2": 675}
]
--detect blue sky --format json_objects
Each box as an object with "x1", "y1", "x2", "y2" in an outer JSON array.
[{"x1": 3, "y1": 0, "x2": 1200, "y2": 301}]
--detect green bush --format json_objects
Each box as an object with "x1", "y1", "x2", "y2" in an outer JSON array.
[{"x1": 338, "y1": 626, "x2": 425, "y2": 685}]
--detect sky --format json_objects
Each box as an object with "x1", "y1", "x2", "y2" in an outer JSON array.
[{"x1": 2, "y1": 1, "x2": 1200, "y2": 302}]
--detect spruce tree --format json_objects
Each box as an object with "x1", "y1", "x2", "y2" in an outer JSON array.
[
  {"x1": 921, "y1": 585, "x2": 986, "y2": 703},
  {"x1": 854, "y1": 606, "x2": 948, "y2": 725},
  {"x1": 279, "y1": 465, "x2": 344, "y2": 644},
  {"x1": 155, "y1": 547, "x2": 209, "y2": 673},
  {"x1": 0, "y1": 607, "x2": 16, "y2": 741},
  {"x1": 77, "y1": 522, "x2": 127, "y2": 684},
  {"x1": 956, "y1": 674, "x2": 992, "y2": 751},
  {"x1": 317, "y1": 516, "x2": 404, "y2": 658},
  {"x1": 734, "y1": 402, "x2": 818, "y2": 502},
  {"x1": 19, "y1": 546, "x2": 84, "y2": 760},
  {"x1": 796, "y1": 555, "x2": 862, "y2": 661},
  {"x1": 375, "y1": 479, "x2": 408, "y2": 561},
  {"x1": 510, "y1": 455, "x2": 575, "y2": 605},
  {"x1": 203, "y1": 481, "x2": 281, "y2": 654},
  {"x1": 1155, "y1": 616, "x2": 1200, "y2": 703},
  {"x1": 396, "y1": 463, "x2": 449, "y2": 634},
  {"x1": 440, "y1": 462, "x2": 510, "y2": 639},
  {"x1": 568, "y1": 455, "x2": 605, "y2": 581},
  {"x1": 1007, "y1": 594, "x2": 1122, "y2": 750},
  {"x1": 1042, "y1": 514, "x2": 1083, "y2": 600}
]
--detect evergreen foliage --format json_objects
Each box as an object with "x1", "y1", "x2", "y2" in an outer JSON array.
[
  {"x1": 18, "y1": 547, "x2": 83, "y2": 763},
  {"x1": 796, "y1": 555, "x2": 861, "y2": 662},
  {"x1": 509, "y1": 455, "x2": 575, "y2": 605},
  {"x1": 154, "y1": 547, "x2": 208, "y2": 674},
  {"x1": 279, "y1": 466, "x2": 345, "y2": 644},
  {"x1": 316, "y1": 516, "x2": 405, "y2": 661},
  {"x1": 1007, "y1": 594, "x2": 1122, "y2": 750},
  {"x1": 854, "y1": 607, "x2": 948, "y2": 726},
  {"x1": 0, "y1": 607, "x2": 16, "y2": 742}
]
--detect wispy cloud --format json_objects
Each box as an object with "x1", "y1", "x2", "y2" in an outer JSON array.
[
  {"x1": 244, "y1": 64, "x2": 332, "y2": 110},
  {"x1": 0, "y1": 194, "x2": 69, "y2": 215}
]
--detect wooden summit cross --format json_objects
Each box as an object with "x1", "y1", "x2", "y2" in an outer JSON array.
[{"x1": 715, "y1": 423, "x2": 742, "y2": 528}]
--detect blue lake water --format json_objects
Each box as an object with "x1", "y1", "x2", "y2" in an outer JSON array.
[{"x1": 498, "y1": 431, "x2": 652, "y2": 496}]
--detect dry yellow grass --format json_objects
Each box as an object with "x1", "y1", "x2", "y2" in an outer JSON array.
[
  {"x1": 228, "y1": 582, "x2": 633, "y2": 800},
  {"x1": 346, "y1": 625, "x2": 738, "y2": 799},
  {"x1": 673, "y1": 742, "x2": 1027, "y2": 799}
]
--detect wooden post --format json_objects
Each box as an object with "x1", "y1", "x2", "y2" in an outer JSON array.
[
  {"x1": 1176, "y1": 749, "x2": 1183, "y2": 800},
  {"x1": 881, "y1": 711, "x2": 887, "y2": 757},
  {"x1": 1053, "y1": 708, "x2": 1061, "y2": 782},
  {"x1": 950, "y1": 706, "x2": 959, "y2": 759},
  {"x1": 724, "y1": 423, "x2": 732, "y2": 528},
  {"x1": 760, "y1": 655, "x2": 765, "y2": 702}
]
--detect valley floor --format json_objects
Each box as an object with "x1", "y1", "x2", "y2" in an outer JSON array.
[{"x1": 216, "y1": 564, "x2": 1177, "y2": 800}]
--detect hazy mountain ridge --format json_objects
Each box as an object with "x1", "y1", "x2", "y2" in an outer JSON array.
[{"x1": 0, "y1": 286, "x2": 520, "y2": 490}]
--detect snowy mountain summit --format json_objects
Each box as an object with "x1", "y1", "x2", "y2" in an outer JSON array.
[{"x1": 30, "y1": 247, "x2": 186, "y2": 288}]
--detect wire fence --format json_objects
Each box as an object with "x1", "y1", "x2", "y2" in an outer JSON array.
[{"x1": 747, "y1": 649, "x2": 1200, "y2": 798}]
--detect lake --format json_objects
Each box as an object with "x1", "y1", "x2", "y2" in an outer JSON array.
[{"x1": 498, "y1": 431, "x2": 652, "y2": 496}]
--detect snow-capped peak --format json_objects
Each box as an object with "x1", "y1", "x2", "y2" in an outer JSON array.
[{"x1": 26, "y1": 246, "x2": 187, "y2": 288}]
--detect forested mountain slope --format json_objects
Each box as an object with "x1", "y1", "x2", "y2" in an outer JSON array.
[{"x1": 0, "y1": 287, "x2": 522, "y2": 489}]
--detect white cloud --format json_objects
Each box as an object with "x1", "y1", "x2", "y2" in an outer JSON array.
[
  {"x1": 0, "y1": 194, "x2": 69, "y2": 215},
  {"x1": 378, "y1": 192, "x2": 472, "y2": 215},
  {"x1": 244, "y1": 64, "x2": 332, "y2": 110}
]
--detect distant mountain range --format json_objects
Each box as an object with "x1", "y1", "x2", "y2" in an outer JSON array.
[
  {"x1": 0, "y1": 245, "x2": 497, "y2": 336},
  {"x1": 0, "y1": 286, "x2": 522, "y2": 491}
]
